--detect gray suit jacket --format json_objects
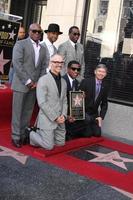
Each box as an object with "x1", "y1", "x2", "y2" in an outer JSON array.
[
  {"x1": 36, "y1": 72, "x2": 68, "y2": 130},
  {"x1": 58, "y1": 40, "x2": 85, "y2": 77},
  {"x1": 12, "y1": 37, "x2": 48, "y2": 93}
]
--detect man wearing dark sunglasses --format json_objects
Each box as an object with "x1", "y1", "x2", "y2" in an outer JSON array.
[
  {"x1": 58, "y1": 26, "x2": 85, "y2": 79},
  {"x1": 11, "y1": 23, "x2": 48, "y2": 148},
  {"x1": 63, "y1": 60, "x2": 86, "y2": 140}
]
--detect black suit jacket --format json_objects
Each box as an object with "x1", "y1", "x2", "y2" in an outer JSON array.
[
  {"x1": 79, "y1": 76, "x2": 108, "y2": 119},
  {"x1": 63, "y1": 74, "x2": 79, "y2": 114}
]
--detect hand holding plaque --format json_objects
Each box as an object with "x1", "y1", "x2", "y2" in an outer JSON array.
[{"x1": 69, "y1": 91, "x2": 85, "y2": 120}]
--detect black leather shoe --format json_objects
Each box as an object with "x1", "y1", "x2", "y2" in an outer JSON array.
[
  {"x1": 12, "y1": 139, "x2": 22, "y2": 148},
  {"x1": 24, "y1": 128, "x2": 31, "y2": 144}
]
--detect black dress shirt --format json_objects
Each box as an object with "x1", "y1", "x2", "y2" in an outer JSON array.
[{"x1": 50, "y1": 71, "x2": 61, "y2": 96}]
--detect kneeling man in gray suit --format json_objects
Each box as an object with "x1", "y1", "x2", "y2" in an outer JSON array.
[{"x1": 28, "y1": 54, "x2": 67, "y2": 150}]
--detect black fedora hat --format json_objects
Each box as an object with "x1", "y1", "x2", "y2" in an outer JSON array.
[{"x1": 44, "y1": 23, "x2": 63, "y2": 34}]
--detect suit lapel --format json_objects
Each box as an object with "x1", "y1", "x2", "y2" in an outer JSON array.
[
  {"x1": 48, "y1": 73, "x2": 59, "y2": 96},
  {"x1": 60, "y1": 78, "x2": 65, "y2": 99},
  {"x1": 27, "y1": 38, "x2": 35, "y2": 65},
  {"x1": 65, "y1": 74, "x2": 72, "y2": 90},
  {"x1": 92, "y1": 78, "x2": 96, "y2": 102},
  {"x1": 67, "y1": 41, "x2": 75, "y2": 56}
]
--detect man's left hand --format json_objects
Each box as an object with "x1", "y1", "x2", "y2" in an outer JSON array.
[{"x1": 95, "y1": 117, "x2": 102, "y2": 127}]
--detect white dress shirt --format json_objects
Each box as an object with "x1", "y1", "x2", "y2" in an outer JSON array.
[
  {"x1": 25, "y1": 39, "x2": 40, "y2": 85},
  {"x1": 67, "y1": 74, "x2": 74, "y2": 88},
  {"x1": 69, "y1": 39, "x2": 76, "y2": 48},
  {"x1": 40, "y1": 38, "x2": 54, "y2": 57}
]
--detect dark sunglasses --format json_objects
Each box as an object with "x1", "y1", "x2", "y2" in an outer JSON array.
[
  {"x1": 72, "y1": 32, "x2": 80, "y2": 36},
  {"x1": 71, "y1": 67, "x2": 81, "y2": 72},
  {"x1": 31, "y1": 29, "x2": 42, "y2": 34}
]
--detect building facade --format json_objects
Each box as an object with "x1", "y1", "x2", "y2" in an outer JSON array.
[{"x1": 1, "y1": 0, "x2": 133, "y2": 141}]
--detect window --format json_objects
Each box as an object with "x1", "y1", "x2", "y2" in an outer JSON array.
[
  {"x1": 0, "y1": 0, "x2": 10, "y2": 13},
  {"x1": 85, "y1": 0, "x2": 133, "y2": 105}
]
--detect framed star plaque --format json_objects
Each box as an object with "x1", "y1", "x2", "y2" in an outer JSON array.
[{"x1": 69, "y1": 91, "x2": 85, "y2": 120}]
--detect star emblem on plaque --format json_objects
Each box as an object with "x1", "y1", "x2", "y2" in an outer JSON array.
[{"x1": 69, "y1": 91, "x2": 85, "y2": 120}]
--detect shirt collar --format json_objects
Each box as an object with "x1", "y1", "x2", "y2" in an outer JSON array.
[
  {"x1": 69, "y1": 39, "x2": 77, "y2": 47},
  {"x1": 30, "y1": 38, "x2": 40, "y2": 46},
  {"x1": 45, "y1": 38, "x2": 53, "y2": 46},
  {"x1": 67, "y1": 73, "x2": 74, "y2": 82},
  {"x1": 50, "y1": 71, "x2": 61, "y2": 80},
  {"x1": 96, "y1": 78, "x2": 102, "y2": 85}
]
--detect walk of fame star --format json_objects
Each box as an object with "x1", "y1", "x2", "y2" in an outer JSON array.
[
  {"x1": 9, "y1": 30, "x2": 16, "y2": 40},
  {"x1": 112, "y1": 186, "x2": 133, "y2": 199},
  {"x1": 0, "y1": 146, "x2": 28, "y2": 165},
  {"x1": 86, "y1": 150, "x2": 133, "y2": 170},
  {"x1": 73, "y1": 95, "x2": 82, "y2": 106},
  {"x1": 0, "y1": 50, "x2": 10, "y2": 74}
]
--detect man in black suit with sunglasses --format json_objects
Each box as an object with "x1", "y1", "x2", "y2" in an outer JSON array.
[
  {"x1": 11, "y1": 23, "x2": 47, "y2": 148},
  {"x1": 63, "y1": 60, "x2": 85, "y2": 140},
  {"x1": 58, "y1": 26, "x2": 85, "y2": 79}
]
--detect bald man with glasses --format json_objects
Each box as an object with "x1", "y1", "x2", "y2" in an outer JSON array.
[
  {"x1": 11, "y1": 23, "x2": 48, "y2": 148},
  {"x1": 24, "y1": 54, "x2": 67, "y2": 150}
]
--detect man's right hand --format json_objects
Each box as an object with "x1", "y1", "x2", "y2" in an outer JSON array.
[
  {"x1": 27, "y1": 81, "x2": 36, "y2": 89},
  {"x1": 67, "y1": 116, "x2": 76, "y2": 123},
  {"x1": 55, "y1": 115, "x2": 65, "y2": 124}
]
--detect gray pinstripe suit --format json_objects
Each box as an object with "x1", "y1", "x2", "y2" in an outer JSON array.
[{"x1": 11, "y1": 37, "x2": 48, "y2": 141}]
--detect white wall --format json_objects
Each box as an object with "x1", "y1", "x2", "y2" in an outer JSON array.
[{"x1": 41, "y1": 0, "x2": 85, "y2": 47}]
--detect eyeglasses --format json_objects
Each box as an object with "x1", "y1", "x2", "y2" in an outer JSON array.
[
  {"x1": 51, "y1": 61, "x2": 64, "y2": 64},
  {"x1": 71, "y1": 67, "x2": 81, "y2": 72},
  {"x1": 31, "y1": 29, "x2": 42, "y2": 34},
  {"x1": 72, "y1": 33, "x2": 80, "y2": 36}
]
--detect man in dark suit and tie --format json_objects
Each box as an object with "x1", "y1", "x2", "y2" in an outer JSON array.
[
  {"x1": 11, "y1": 23, "x2": 47, "y2": 147},
  {"x1": 63, "y1": 60, "x2": 85, "y2": 140},
  {"x1": 79, "y1": 64, "x2": 108, "y2": 137}
]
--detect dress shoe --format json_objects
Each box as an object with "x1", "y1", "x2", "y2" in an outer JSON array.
[
  {"x1": 23, "y1": 127, "x2": 31, "y2": 144},
  {"x1": 12, "y1": 139, "x2": 22, "y2": 148}
]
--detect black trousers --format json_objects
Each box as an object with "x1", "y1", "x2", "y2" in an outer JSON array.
[
  {"x1": 84, "y1": 120, "x2": 101, "y2": 137},
  {"x1": 65, "y1": 116, "x2": 101, "y2": 140},
  {"x1": 65, "y1": 120, "x2": 86, "y2": 140}
]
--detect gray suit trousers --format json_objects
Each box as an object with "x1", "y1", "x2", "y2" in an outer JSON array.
[
  {"x1": 12, "y1": 90, "x2": 36, "y2": 140},
  {"x1": 30, "y1": 123, "x2": 66, "y2": 150}
]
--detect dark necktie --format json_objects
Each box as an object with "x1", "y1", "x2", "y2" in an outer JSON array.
[
  {"x1": 95, "y1": 81, "x2": 101, "y2": 100},
  {"x1": 75, "y1": 44, "x2": 78, "y2": 60},
  {"x1": 72, "y1": 79, "x2": 76, "y2": 91},
  {"x1": 75, "y1": 44, "x2": 77, "y2": 52}
]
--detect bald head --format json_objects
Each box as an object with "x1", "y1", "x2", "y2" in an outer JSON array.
[
  {"x1": 29, "y1": 23, "x2": 41, "y2": 31},
  {"x1": 50, "y1": 54, "x2": 64, "y2": 75},
  {"x1": 50, "y1": 54, "x2": 63, "y2": 62},
  {"x1": 28, "y1": 23, "x2": 42, "y2": 42}
]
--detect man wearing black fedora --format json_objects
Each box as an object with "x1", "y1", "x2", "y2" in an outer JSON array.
[{"x1": 40, "y1": 23, "x2": 63, "y2": 72}]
